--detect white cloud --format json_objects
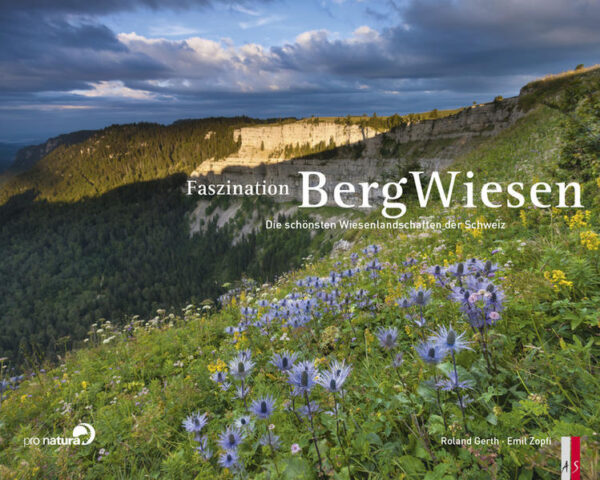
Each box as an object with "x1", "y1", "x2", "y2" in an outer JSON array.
[
  {"x1": 148, "y1": 25, "x2": 203, "y2": 37},
  {"x1": 230, "y1": 4, "x2": 261, "y2": 16},
  {"x1": 239, "y1": 15, "x2": 285, "y2": 30},
  {"x1": 0, "y1": 104, "x2": 97, "y2": 111},
  {"x1": 116, "y1": 32, "x2": 294, "y2": 93},
  {"x1": 70, "y1": 81, "x2": 159, "y2": 100}
]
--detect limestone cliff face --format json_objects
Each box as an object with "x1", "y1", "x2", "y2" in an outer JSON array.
[
  {"x1": 192, "y1": 121, "x2": 379, "y2": 176},
  {"x1": 190, "y1": 97, "x2": 523, "y2": 205}
]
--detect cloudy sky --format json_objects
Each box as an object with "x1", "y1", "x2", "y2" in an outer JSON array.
[{"x1": 1, "y1": 0, "x2": 599, "y2": 142}]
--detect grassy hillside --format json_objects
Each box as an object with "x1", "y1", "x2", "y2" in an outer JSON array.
[{"x1": 1, "y1": 82, "x2": 599, "y2": 479}]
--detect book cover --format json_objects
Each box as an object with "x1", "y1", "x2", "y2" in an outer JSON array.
[{"x1": 0, "y1": 1, "x2": 598, "y2": 478}]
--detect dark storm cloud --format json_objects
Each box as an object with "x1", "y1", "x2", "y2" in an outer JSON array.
[
  {"x1": 0, "y1": 0, "x2": 271, "y2": 94},
  {"x1": 274, "y1": 0, "x2": 600, "y2": 80},
  {"x1": 0, "y1": 10, "x2": 170, "y2": 93},
  {"x1": 0, "y1": 13, "x2": 125, "y2": 61},
  {"x1": 3, "y1": 0, "x2": 599, "y2": 96},
  {"x1": 0, "y1": 0, "x2": 251, "y2": 15},
  {"x1": 0, "y1": 0, "x2": 599, "y2": 141}
]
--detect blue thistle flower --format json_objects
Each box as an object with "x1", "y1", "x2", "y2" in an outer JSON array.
[
  {"x1": 396, "y1": 297, "x2": 413, "y2": 308},
  {"x1": 365, "y1": 258, "x2": 382, "y2": 271},
  {"x1": 219, "y1": 381, "x2": 231, "y2": 392},
  {"x1": 182, "y1": 412, "x2": 208, "y2": 433},
  {"x1": 235, "y1": 385, "x2": 250, "y2": 399},
  {"x1": 448, "y1": 286, "x2": 471, "y2": 305},
  {"x1": 448, "y1": 262, "x2": 466, "y2": 279},
  {"x1": 432, "y1": 326, "x2": 472, "y2": 354},
  {"x1": 229, "y1": 352, "x2": 255, "y2": 380},
  {"x1": 362, "y1": 244, "x2": 381, "y2": 255},
  {"x1": 218, "y1": 426, "x2": 245, "y2": 451},
  {"x1": 250, "y1": 395, "x2": 276, "y2": 419},
  {"x1": 218, "y1": 450, "x2": 239, "y2": 469},
  {"x1": 238, "y1": 349, "x2": 252, "y2": 360},
  {"x1": 260, "y1": 433, "x2": 281, "y2": 450},
  {"x1": 211, "y1": 371, "x2": 227, "y2": 384},
  {"x1": 412, "y1": 313, "x2": 427, "y2": 328},
  {"x1": 317, "y1": 360, "x2": 351, "y2": 393},
  {"x1": 329, "y1": 271, "x2": 342, "y2": 284},
  {"x1": 329, "y1": 359, "x2": 349, "y2": 377},
  {"x1": 392, "y1": 353, "x2": 404, "y2": 368},
  {"x1": 271, "y1": 351, "x2": 298, "y2": 371},
  {"x1": 288, "y1": 362, "x2": 318, "y2": 394},
  {"x1": 482, "y1": 260, "x2": 499, "y2": 275},
  {"x1": 240, "y1": 306, "x2": 257, "y2": 318},
  {"x1": 354, "y1": 288, "x2": 368, "y2": 298},
  {"x1": 376, "y1": 326, "x2": 399, "y2": 350},
  {"x1": 299, "y1": 400, "x2": 320, "y2": 418},
  {"x1": 399, "y1": 272, "x2": 413, "y2": 282},
  {"x1": 409, "y1": 287, "x2": 432, "y2": 306},
  {"x1": 416, "y1": 341, "x2": 447, "y2": 364},
  {"x1": 465, "y1": 258, "x2": 484, "y2": 273},
  {"x1": 0, "y1": 379, "x2": 10, "y2": 393},
  {"x1": 234, "y1": 415, "x2": 254, "y2": 431},
  {"x1": 194, "y1": 434, "x2": 212, "y2": 460},
  {"x1": 486, "y1": 289, "x2": 505, "y2": 310},
  {"x1": 427, "y1": 265, "x2": 445, "y2": 277},
  {"x1": 436, "y1": 371, "x2": 473, "y2": 391}
]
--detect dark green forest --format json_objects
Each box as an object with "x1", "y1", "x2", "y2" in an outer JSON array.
[
  {"x1": 0, "y1": 117, "x2": 288, "y2": 204},
  {"x1": 0, "y1": 174, "x2": 323, "y2": 365}
]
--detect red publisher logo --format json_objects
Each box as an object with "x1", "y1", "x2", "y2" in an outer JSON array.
[{"x1": 561, "y1": 436, "x2": 581, "y2": 480}]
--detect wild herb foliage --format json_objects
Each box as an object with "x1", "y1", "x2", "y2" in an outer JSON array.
[{"x1": 556, "y1": 88, "x2": 600, "y2": 184}]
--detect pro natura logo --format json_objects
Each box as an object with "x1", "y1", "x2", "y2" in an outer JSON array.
[{"x1": 23, "y1": 423, "x2": 95, "y2": 446}]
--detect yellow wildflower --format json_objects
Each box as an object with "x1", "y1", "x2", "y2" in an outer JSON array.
[
  {"x1": 81, "y1": 381, "x2": 88, "y2": 390},
  {"x1": 551, "y1": 207, "x2": 561, "y2": 217},
  {"x1": 207, "y1": 358, "x2": 227, "y2": 373},
  {"x1": 564, "y1": 210, "x2": 588, "y2": 229},
  {"x1": 543, "y1": 270, "x2": 573, "y2": 291},
  {"x1": 580, "y1": 231, "x2": 600, "y2": 250},
  {"x1": 314, "y1": 357, "x2": 327, "y2": 367},
  {"x1": 520, "y1": 210, "x2": 527, "y2": 226},
  {"x1": 469, "y1": 228, "x2": 482, "y2": 239}
]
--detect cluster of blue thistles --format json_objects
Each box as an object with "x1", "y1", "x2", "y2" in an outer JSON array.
[{"x1": 182, "y1": 244, "x2": 504, "y2": 469}]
